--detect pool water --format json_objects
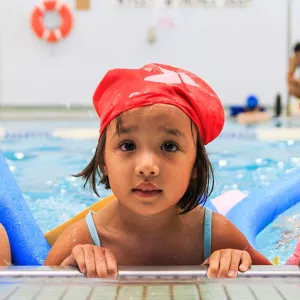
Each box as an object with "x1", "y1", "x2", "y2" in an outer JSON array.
[{"x1": 1, "y1": 119, "x2": 300, "y2": 263}]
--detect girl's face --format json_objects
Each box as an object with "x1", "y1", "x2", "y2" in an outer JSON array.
[{"x1": 104, "y1": 104, "x2": 197, "y2": 216}]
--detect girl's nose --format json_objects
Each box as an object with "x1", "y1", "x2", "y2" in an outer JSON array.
[{"x1": 135, "y1": 151, "x2": 159, "y2": 177}]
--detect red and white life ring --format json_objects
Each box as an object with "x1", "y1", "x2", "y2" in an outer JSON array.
[{"x1": 31, "y1": 0, "x2": 73, "y2": 43}]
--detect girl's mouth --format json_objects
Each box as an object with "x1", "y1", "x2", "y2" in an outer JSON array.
[{"x1": 132, "y1": 189, "x2": 162, "y2": 198}]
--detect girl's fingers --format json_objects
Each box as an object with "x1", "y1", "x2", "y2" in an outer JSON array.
[
  {"x1": 217, "y1": 250, "x2": 232, "y2": 278},
  {"x1": 205, "y1": 249, "x2": 252, "y2": 279},
  {"x1": 84, "y1": 246, "x2": 97, "y2": 278},
  {"x1": 94, "y1": 247, "x2": 108, "y2": 278},
  {"x1": 228, "y1": 250, "x2": 242, "y2": 278},
  {"x1": 105, "y1": 249, "x2": 118, "y2": 278},
  {"x1": 61, "y1": 245, "x2": 118, "y2": 279},
  {"x1": 61, "y1": 255, "x2": 77, "y2": 268},
  {"x1": 206, "y1": 251, "x2": 220, "y2": 279},
  {"x1": 239, "y1": 251, "x2": 252, "y2": 272},
  {"x1": 67, "y1": 245, "x2": 86, "y2": 274}
]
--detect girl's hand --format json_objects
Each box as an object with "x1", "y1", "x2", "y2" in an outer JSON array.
[
  {"x1": 202, "y1": 249, "x2": 252, "y2": 278},
  {"x1": 61, "y1": 244, "x2": 118, "y2": 278}
]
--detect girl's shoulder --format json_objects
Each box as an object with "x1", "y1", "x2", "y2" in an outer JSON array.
[
  {"x1": 210, "y1": 211, "x2": 251, "y2": 251},
  {"x1": 61, "y1": 217, "x2": 93, "y2": 244}
]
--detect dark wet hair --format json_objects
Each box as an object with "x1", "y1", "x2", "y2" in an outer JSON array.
[
  {"x1": 74, "y1": 116, "x2": 215, "y2": 214},
  {"x1": 294, "y1": 43, "x2": 300, "y2": 53}
]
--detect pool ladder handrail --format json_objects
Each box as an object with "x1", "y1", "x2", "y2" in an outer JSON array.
[{"x1": 0, "y1": 265, "x2": 299, "y2": 279}]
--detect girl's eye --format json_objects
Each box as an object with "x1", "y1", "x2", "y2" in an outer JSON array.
[
  {"x1": 120, "y1": 141, "x2": 136, "y2": 152},
  {"x1": 161, "y1": 142, "x2": 178, "y2": 152}
]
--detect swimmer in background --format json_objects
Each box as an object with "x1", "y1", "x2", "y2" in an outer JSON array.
[
  {"x1": 272, "y1": 216, "x2": 300, "y2": 265},
  {"x1": 286, "y1": 238, "x2": 300, "y2": 265},
  {"x1": 288, "y1": 42, "x2": 300, "y2": 99},
  {"x1": 236, "y1": 95, "x2": 272, "y2": 124},
  {"x1": 45, "y1": 63, "x2": 271, "y2": 278},
  {"x1": 0, "y1": 223, "x2": 11, "y2": 266}
]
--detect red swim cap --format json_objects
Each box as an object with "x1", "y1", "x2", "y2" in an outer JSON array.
[{"x1": 93, "y1": 63, "x2": 224, "y2": 145}]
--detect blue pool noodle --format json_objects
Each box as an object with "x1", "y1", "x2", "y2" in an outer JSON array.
[
  {"x1": 226, "y1": 168, "x2": 300, "y2": 248},
  {"x1": 0, "y1": 151, "x2": 50, "y2": 265}
]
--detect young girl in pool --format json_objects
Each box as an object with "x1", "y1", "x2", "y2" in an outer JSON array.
[
  {"x1": 45, "y1": 63, "x2": 271, "y2": 277},
  {"x1": 0, "y1": 223, "x2": 11, "y2": 266}
]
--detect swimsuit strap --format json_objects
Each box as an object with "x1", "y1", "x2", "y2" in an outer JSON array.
[
  {"x1": 85, "y1": 210, "x2": 101, "y2": 247},
  {"x1": 203, "y1": 208, "x2": 212, "y2": 261}
]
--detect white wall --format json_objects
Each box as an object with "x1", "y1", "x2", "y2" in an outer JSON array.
[
  {"x1": 0, "y1": 0, "x2": 293, "y2": 106},
  {"x1": 292, "y1": 0, "x2": 300, "y2": 47}
]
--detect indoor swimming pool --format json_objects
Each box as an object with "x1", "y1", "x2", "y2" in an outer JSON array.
[{"x1": 1, "y1": 119, "x2": 300, "y2": 263}]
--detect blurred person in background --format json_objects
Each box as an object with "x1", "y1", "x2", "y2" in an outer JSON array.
[
  {"x1": 236, "y1": 95, "x2": 272, "y2": 124},
  {"x1": 288, "y1": 42, "x2": 300, "y2": 99}
]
